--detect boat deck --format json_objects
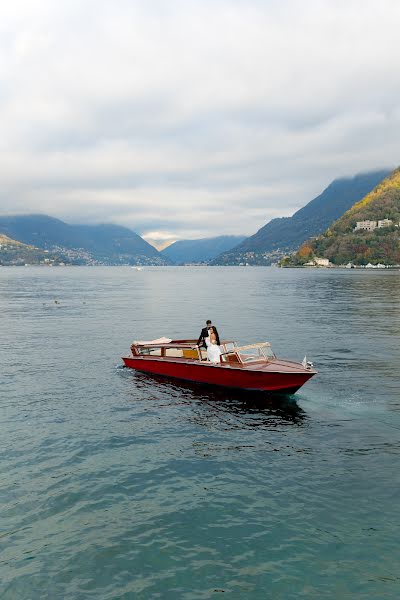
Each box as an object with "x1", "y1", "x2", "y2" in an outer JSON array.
[{"x1": 123, "y1": 338, "x2": 317, "y2": 393}]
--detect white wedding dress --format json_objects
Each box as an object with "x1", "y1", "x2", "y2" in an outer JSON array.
[{"x1": 205, "y1": 336, "x2": 222, "y2": 364}]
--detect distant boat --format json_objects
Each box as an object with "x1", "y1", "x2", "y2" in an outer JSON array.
[
  {"x1": 122, "y1": 338, "x2": 317, "y2": 395},
  {"x1": 131, "y1": 266, "x2": 143, "y2": 271}
]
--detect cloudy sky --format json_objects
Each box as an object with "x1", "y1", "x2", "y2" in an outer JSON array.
[{"x1": 0, "y1": 0, "x2": 399, "y2": 243}]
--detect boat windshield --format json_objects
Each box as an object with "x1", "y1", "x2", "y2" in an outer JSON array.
[
  {"x1": 261, "y1": 345, "x2": 275, "y2": 359},
  {"x1": 236, "y1": 343, "x2": 275, "y2": 362},
  {"x1": 223, "y1": 342, "x2": 237, "y2": 353}
]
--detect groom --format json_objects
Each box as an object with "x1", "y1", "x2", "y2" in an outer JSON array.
[{"x1": 197, "y1": 319, "x2": 220, "y2": 348}]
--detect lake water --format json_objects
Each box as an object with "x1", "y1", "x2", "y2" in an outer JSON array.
[{"x1": 1, "y1": 266, "x2": 399, "y2": 599}]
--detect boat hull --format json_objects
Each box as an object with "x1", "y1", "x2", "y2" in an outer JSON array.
[{"x1": 122, "y1": 356, "x2": 315, "y2": 394}]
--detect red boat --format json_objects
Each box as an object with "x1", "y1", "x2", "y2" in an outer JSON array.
[{"x1": 122, "y1": 338, "x2": 317, "y2": 395}]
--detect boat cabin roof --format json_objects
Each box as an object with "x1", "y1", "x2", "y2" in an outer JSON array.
[
  {"x1": 131, "y1": 339, "x2": 273, "y2": 352},
  {"x1": 131, "y1": 339, "x2": 233, "y2": 349},
  {"x1": 129, "y1": 339, "x2": 277, "y2": 367}
]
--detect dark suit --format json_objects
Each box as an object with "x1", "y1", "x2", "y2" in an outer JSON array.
[{"x1": 197, "y1": 326, "x2": 220, "y2": 348}]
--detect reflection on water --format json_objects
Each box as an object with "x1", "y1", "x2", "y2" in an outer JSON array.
[{"x1": 129, "y1": 369, "x2": 307, "y2": 429}]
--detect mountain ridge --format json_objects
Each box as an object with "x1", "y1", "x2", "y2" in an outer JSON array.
[
  {"x1": 0, "y1": 214, "x2": 170, "y2": 265},
  {"x1": 161, "y1": 235, "x2": 246, "y2": 264},
  {"x1": 0, "y1": 232, "x2": 71, "y2": 266},
  {"x1": 213, "y1": 169, "x2": 391, "y2": 265},
  {"x1": 289, "y1": 167, "x2": 400, "y2": 265}
]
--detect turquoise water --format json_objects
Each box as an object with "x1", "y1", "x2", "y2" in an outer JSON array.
[{"x1": 1, "y1": 266, "x2": 399, "y2": 599}]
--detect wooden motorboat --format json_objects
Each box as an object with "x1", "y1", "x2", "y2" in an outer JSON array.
[{"x1": 122, "y1": 338, "x2": 317, "y2": 395}]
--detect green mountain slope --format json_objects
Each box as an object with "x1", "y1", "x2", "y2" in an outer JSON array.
[
  {"x1": 213, "y1": 170, "x2": 390, "y2": 265},
  {"x1": 291, "y1": 167, "x2": 400, "y2": 265},
  {"x1": 0, "y1": 234, "x2": 71, "y2": 266}
]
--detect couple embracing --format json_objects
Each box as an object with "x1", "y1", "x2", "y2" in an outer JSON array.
[{"x1": 197, "y1": 320, "x2": 222, "y2": 364}]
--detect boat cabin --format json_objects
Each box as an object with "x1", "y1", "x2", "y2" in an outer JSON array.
[{"x1": 130, "y1": 339, "x2": 276, "y2": 366}]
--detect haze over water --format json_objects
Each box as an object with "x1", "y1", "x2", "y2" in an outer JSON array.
[{"x1": 1, "y1": 266, "x2": 399, "y2": 599}]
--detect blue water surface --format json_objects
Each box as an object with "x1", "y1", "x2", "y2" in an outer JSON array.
[{"x1": 0, "y1": 266, "x2": 399, "y2": 599}]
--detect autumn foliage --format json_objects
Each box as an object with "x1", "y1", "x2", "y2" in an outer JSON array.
[{"x1": 290, "y1": 167, "x2": 400, "y2": 265}]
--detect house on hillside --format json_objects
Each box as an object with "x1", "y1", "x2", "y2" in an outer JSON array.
[
  {"x1": 304, "y1": 257, "x2": 331, "y2": 267},
  {"x1": 377, "y1": 218, "x2": 393, "y2": 228},
  {"x1": 354, "y1": 218, "x2": 394, "y2": 232},
  {"x1": 315, "y1": 257, "x2": 330, "y2": 267},
  {"x1": 354, "y1": 220, "x2": 377, "y2": 232}
]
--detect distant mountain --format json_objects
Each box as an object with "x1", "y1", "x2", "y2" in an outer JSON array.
[
  {"x1": 213, "y1": 170, "x2": 391, "y2": 265},
  {"x1": 0, "y1": 215, "x2": 170, "y2": 265},
  {"x1": 0, "y1": 233, "x2": 71, "y2": 266},
  {"x1": 289, "y1": 167, "x2": 400, "y2": 266},
  {"x1": 161, "y1": 235, "x2": 246, "y2": 264}
]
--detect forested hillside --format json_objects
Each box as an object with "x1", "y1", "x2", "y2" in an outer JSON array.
[
  {"x1": 213, "y1": 170, "x2": 390, "y2": 265},
  {"x1": 288, "y1": 168, "x2": 400, "y2": 265}
]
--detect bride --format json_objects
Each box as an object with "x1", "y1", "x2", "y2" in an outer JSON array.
[{"x1": 205, "y1": 326, "x2": 222, "y2": 364}]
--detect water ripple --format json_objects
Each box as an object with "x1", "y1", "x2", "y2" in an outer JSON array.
[{"x1": 1, "y1": 267, "x2": 400, "y2": 599}]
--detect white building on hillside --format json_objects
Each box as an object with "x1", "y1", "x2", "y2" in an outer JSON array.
[
  {"x1": 354, "y1": 218, "x2": 394, "y2": 232},
  {"x1": 354, "y1": 220, "x2": 377, "y2": 232},
  {"x1": 377, "y1": 218, "x2": 393, "y2": 228},
  {"x1": 314, "y1": 257, "x2": 330, "y2": 267}
]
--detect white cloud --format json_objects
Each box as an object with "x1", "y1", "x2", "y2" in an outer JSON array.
[{"x1": 0, "y1": 0, "x2": 399, "y2": 239}]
